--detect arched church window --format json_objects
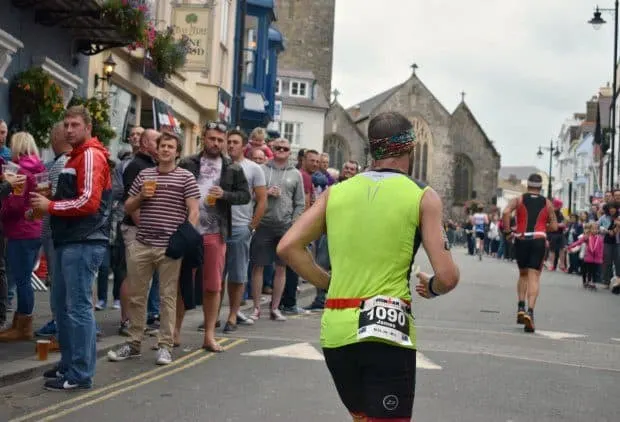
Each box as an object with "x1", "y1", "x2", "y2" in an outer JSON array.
[
  {"x1": 410, "y1": 117, "x2": 433, "y2": 180},
  {"x1": 414, "y1": 145, "x2": 421, "y2": 179},
  {"x1": 421, "y1": 143, "x2": 428, "y2": 181},
  {"x1": 454, "y1": 154, "x2": 474, "y2": 204},
  {"x1": 323, "y1": 134, "x2": 349, "y2": 171}
]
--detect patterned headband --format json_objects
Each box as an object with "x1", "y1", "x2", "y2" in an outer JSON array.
[
  {"x1": 369, "y1": 129, "x2": 417, "y2": 160},
  {"x1": 527, "y1": 181, "x2": 542, "y2": 188}
]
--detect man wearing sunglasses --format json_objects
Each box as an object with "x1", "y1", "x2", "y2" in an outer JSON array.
[{"x1": 249, "y1": 138, "x2": 305, "y2": 322}]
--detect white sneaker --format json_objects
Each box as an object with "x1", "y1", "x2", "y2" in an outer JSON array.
[
  {"x1": 236, "y1": 311, "x2": 254, "y2": 325},
  {"x1": 112, "y1": 300, "x2": 121, "y2": 310},
  {"x1": 95, "y1": 300, "x2": 105, "y2": 310},
  {"x1": 270, "y1": 309, "x2": 287, "y2": 321},
  {"x1": 156, "y1": 348, "x2": 173, "y2": 365},
  {"x1": 249, "y1": 307, "x2": 261, "y2": 321}
]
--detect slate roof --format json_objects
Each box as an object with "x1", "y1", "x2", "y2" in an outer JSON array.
[
  {"x1": 498, "y1": 166, "x2": 544, "y2": 181},
  {"x1": 278, "y1": 68, "x2": 315, "y2": 80},
  {"x1": 452, "y1": 101, "x2": 500, "y2": 159},
  {"x1": 346, "y1": 84, "x2": 403, "y2": 122}
]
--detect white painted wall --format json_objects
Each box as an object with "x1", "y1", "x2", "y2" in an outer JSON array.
[
  {"x1": 497, "y1": 187, "x2": 523, "y2": 213},
  {"x1": 280, "y1": 105, "x2": 326, "y2": 152}
]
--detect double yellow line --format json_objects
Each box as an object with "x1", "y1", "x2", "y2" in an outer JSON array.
[{"x1": 10, "y1": 338, "x2": 246, "y2": 422}]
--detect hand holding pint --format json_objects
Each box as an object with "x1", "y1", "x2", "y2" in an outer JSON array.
[
  {"x1": 206, "y1": 185, "x2": 223, "y2": 206},
  {"x1": 142, "y1": 175, "x2": 157, "y2": 198},
  {"x1": 3, "y1": 162, "x2": 24, "y2": 195}
]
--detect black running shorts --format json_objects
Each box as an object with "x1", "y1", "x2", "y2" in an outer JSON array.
[
  {"x1": 475, "y1": 232, "x2": 485, "y2": 240},
  {"x1": 323, "y1": 342, "x2": 416, "y2": 419},
  {"x1": 515, "y1": 238, "x2": 547, "y2": 270}
]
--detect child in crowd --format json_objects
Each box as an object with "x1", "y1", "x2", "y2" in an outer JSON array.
[{"x1": 567, "y1": 222, "x2": 603, "y2": 289}]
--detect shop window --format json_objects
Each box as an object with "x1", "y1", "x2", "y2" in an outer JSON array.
[
  {"x1": 290, "y1": 81, "x2": 307, "y2": 97},
  {"x1": 32, "y1": 56, "x2": 83, "y2": 106},
  {"x1": 0, "y1": 28, "x2": 23, "y2": 84},
  {"x1": 107, "y1": 83, "x2": 138, "y2": 160},
  {"x1": 243, "y1": 16, "x2": 258, "y2": 86}
]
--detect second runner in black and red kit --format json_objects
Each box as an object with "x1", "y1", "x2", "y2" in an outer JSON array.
[{"x1": 502, "y1": 173, "x2": 557, "y2": 333}]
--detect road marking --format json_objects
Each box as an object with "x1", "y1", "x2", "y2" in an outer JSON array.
[
  {"x1": 535, "y1": 330, "x2": 587, "y2": 340},
  {"x1": 417, "y1": 352, "x2": 442, "y2": 370},
  {"x1": 421, "y1": 347, "x2": 620, "y2": 373},
  {"x1": 241, "y1": 342, "x2": 325, "y2": 361},
  {"x1": 9, "y1": 338, "x2": 238, "y2": 422},
  {"x1": 611, "y1": 338, "x2": 620, "y2": 342}
]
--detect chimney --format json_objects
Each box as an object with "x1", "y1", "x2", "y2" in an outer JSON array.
[
  {"x1": 350, "y1": 105, "x2": 361, "y2": 120},
  {"x1": 586, "y1": 96, "x2": 598, "y2": 122}
]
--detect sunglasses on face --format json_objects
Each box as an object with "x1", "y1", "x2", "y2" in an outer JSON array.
[
  {"x1": 274, "y1": 146, "x2": 290, "y2": 152},
  {"x1": 204, "y1": 122, "x2": 227, "y2": 132}
]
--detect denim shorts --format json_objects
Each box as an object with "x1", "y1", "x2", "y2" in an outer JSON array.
[
  {"x1": 225, "y1": 225, "x2": 252, "y2": 284},
  {"x1": 250, "y1": 224, "x2": 288, "y2": 267}
]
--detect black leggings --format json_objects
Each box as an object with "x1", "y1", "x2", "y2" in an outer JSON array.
[{"x1": 581, "y1": 262, "x2": 601, "y2": 284}]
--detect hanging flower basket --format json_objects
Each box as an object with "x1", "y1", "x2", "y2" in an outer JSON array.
[
  {"x1": 68, "y1": 96, "x2": 116, "y2": 146},
  {"x1": 101, "y1": 0, "x2": 152, "y2": 47},
  {"x1": 147, "y1": 27, "x2": 191, "y2": 78},
  {"x1": 9, "y1": 67, "x2": 65, "y2": 148}
]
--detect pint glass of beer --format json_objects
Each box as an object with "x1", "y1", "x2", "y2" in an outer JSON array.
[
  {"x1": 143, "y1": 175, "x2": 157, "y2": 198},
  {"x1": 32, "y1": 172, "x2": 51, "y2": 219},
  {"x1": 2, "y1": 162, "x2": 24, "y2": 195}
]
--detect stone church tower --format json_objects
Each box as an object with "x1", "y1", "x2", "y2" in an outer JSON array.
[
  {"x1": 325, "y1": 66, "x2": 501, "y2": 219},
  {"x1": 274, "y1": 0, "x2": 336, "y2": 97}
]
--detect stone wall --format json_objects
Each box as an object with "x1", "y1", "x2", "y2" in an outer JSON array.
[
  {"x1": 324, "y1": 102, "x2": 368, "y2": 168},
  {"x1": 449, "y1": 103, "x2": 501, "y2": 220},
  {"x1": 367, "y1": 76, "x2": 455, "y2": 217},
  {"x1": 274, "y1": 0, "x2": 336, "y2": 98}
]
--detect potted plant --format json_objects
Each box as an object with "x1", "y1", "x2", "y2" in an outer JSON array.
[
  {"x1": 9, "y1": 67, "x2": 65, "y2": 148},
  {"x1": 147, "y1": 27, "x2": 191, "y2": 78},
  {"x1": 101, "y1": 0, "x2": 152, "y2": 47},
  {"x1": 68, "y1": 96, "x2": 116, "y2": 146}
]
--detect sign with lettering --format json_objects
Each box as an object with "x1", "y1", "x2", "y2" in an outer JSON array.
[{"x1": 171, "y1": 4, "x2": 214, "y2": 72}]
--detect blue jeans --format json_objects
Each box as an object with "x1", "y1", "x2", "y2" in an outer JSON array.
[
  {"x1": 42, "y1": 235, "x2": 56, "y2": 317},
  {"x1": 53, "y1": 242, "x2": 106, "y2": 386},
  {"x1": 147, "y1": 271, "x2": 160, "y2": 318},
  {"x1": 6, "y1": 238, "x2": 41, "y2": 315},
  {"x1": 96, "y1": 247, "x2": 111, "y2": 303}
]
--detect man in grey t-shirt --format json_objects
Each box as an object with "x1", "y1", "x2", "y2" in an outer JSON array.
[{"x1": 221, "y1": 129, "x2": 267, "y2": 332}]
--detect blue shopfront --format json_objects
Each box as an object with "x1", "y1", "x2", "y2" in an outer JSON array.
[
  {"x1": 231, "y1": 0, "x2": 284, "y2": 133},
  {"x1": 0, "y1": 1, "x2": 131, "y2": 146}
]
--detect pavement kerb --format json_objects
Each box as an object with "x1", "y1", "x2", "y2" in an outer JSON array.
[{"x1": 0, "y1": 282, "x2": 316, "y2": 388}]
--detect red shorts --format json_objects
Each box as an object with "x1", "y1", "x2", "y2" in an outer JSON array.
[{"x1": 202, "y1": 234, "x2": 227, "y2": 293}]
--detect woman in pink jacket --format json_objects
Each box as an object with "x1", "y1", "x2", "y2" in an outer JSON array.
[
  {"x1": 567, "y1": 222, "x2": 603, "y2": 290},
  {"x1": 0, "y1": 132, "x2": 45, "y2": 342}
]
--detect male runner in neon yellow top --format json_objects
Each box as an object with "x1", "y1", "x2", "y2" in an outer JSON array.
[{"x1": 278, "y1": 111, "x2": 460, "y2": 422}]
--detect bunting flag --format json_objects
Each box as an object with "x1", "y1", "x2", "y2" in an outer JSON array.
[{"x1": 153, "y1": 98, "x2": 183, "y2": 136}]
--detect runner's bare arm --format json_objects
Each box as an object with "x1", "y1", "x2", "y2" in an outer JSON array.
[
  {"x1": 502, "y1": 198, "x2": 518, "y2": 233},
  {"x1": 419, "y1": 189, "x2": 459, "y2": 294},
  {"x1": 277, "y1": 189, "x2": 331, "y2": 289},
  {"x1": 546, "y1": 200, "x2": 558, "y2": 232}
]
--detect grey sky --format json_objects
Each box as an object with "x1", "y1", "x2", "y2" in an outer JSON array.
[{"x1": 332, "y1": 0, "x2": 615, "y2": 167}]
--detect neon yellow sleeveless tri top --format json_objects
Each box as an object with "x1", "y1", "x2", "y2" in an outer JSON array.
[{"x1": 320, "y1": 170, "x2": 429, "y2": 350}]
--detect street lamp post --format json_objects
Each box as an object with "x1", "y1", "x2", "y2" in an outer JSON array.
[
  {"x1": 537, "y1": 140, "x2": 561, "y2": 199},
  {"x1": 589, "y1": 1, "x2": 619, "y2": 190}
]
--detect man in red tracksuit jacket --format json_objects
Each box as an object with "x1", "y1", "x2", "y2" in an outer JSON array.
[{"x1": 31, "y1": 105, "x2": 112, "y2": 391}]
